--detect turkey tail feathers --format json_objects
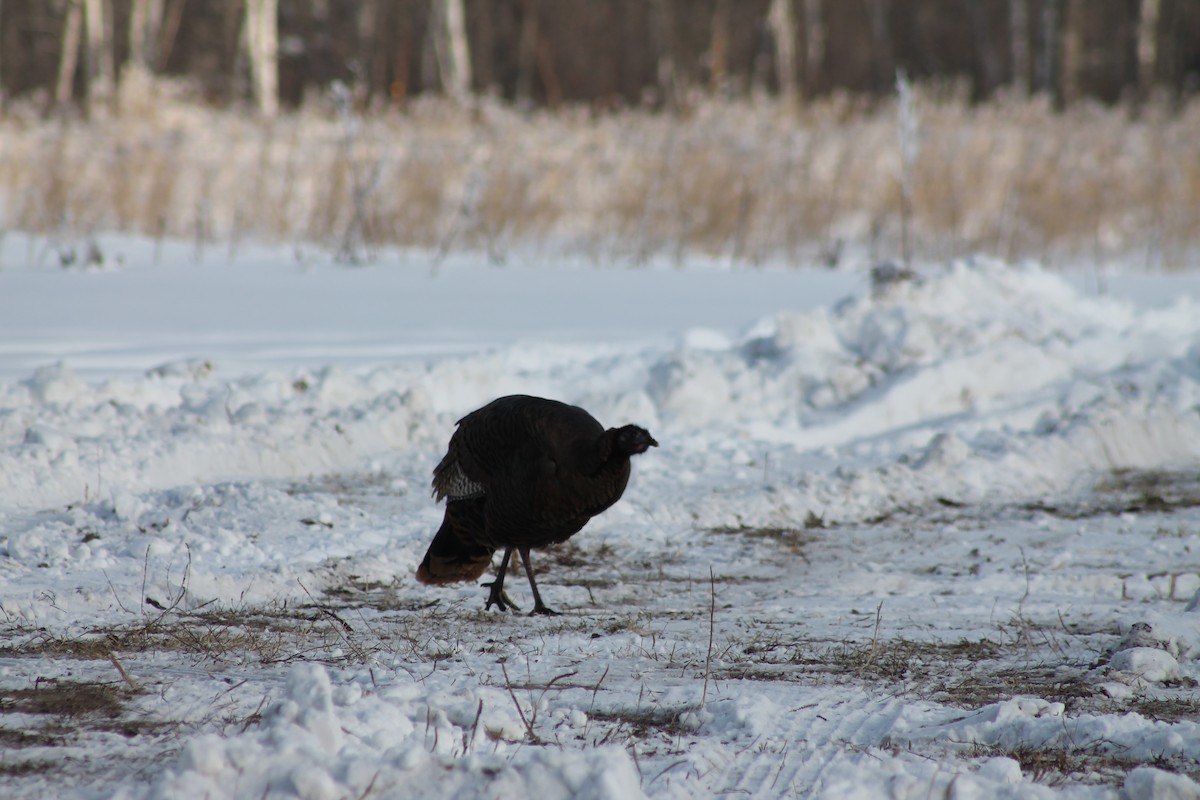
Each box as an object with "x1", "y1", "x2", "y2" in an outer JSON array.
[{"x1": 416, "y1": 499, "x2": 494, "y2": 585}]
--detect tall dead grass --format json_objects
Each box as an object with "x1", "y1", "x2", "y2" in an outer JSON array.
[{"x1": 1, "y1": 84, "x2": 1197, "y2": 268}]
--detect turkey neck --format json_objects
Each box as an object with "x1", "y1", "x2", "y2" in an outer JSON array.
[{"x1": 587, "y1": 428, "x2": 636, "y2": 477}]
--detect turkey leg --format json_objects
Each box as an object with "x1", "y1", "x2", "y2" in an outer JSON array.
[{"x1": 519, "y1": 547, "x2": 559, "y2": 616}]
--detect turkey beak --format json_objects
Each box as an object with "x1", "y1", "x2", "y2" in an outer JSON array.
[{"x1": 645, "y1": 434, "x2": 659, "y2": 448}]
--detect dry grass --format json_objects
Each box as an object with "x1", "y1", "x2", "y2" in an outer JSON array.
[
  {"x1": 966, "y1": 742, "x2": 1145, "y2": 787},
  {"x1": 0, "y1": 602, "x2": 389, "y2": 668},
  {"x1": 588, "y1": 705, "x2": 699, "y2": 739},
  {"x1": 1, "y1": 84, "x2": 1198, "y2": 268},
  {"x1": 1024, "y1": 468, "x2": 1200, "y2": 519},
  {"x1": 1, "y1": 680, "x2": 130, "y2": 717},
  {"x1": 0, "y1": 677, "x2": 177, "y2": 779},
  {"x1": 708, "y1": 525, "x2": 816, "y2": 555}
]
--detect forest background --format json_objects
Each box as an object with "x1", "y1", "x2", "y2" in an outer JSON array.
[{"x1": 1, "y1": 0, "x2": 1198, "y2": 269}]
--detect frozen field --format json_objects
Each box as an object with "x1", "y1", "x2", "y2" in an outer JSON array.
[{"x1": 1, "y1": 235, "x2": 1200, "y2": 798}]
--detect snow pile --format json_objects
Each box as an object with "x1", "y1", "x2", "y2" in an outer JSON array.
[
  {"x1": 3, "y1": 257, "x2": 1200, "y2": 623},
  {"x1": 912, "y1": 696, "x2": 1200, "y2": 763},
  {"x1": 127, "y1": 664, "x2": 642, "y2": 800},
  {"x1": 1093, "y1": 615, "x2": 1200, "y2": 695},
  {"x1": 4, "y1": 258, "x2": 1199, "y2": 521},
  {"x1": 649, "y1": 258, "x2": 1200, "y2": 450}
]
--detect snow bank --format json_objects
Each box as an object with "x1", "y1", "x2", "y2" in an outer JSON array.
[
  {"x1": 4, "y1": 258, "x2": 1198, "y2": 521},
  {"x1": 123, "y1": 664, "x2": 642, "y2": 800},
  {"x1": 4, "y1": 257, "x2": 1199, "y2": 628}
]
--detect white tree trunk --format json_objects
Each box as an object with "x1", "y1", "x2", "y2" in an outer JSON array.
[
  {"x1": 443, "y1": 0, "x2": 472, "y2": 100},
  {"x1": 84, "y1": 0, "x2": 115, "y2": 107},
  {"x1": 121, "y1": 0, "x2": 165, "y2": 113},
  {"x1": 56, "y1": 0, "x2": 85, "y2": 106},
  {"x1": 768, "y1": 0, "x2": 799, "y2": 106},
  {"x1": 244, "y1": 0, "x2": 279, "y2": 117},
  {"x1": 430, "y1": 0, "x2": 471, "y2": 100},
  {"x1": 128, "y1": 0, "x2": 164, "y2": 68}
]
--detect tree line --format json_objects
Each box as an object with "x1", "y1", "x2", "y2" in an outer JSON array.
[{"x1": 3, "y1": 0, "x2": 1198, "y2": 116}]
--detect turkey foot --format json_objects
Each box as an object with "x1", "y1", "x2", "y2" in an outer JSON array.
[
  {"x1": 482, "y1": 581, "x2": 520, "y2": 612},
  {"x1": 483, "y1": 547, "x2": 520, "y2": 612}
]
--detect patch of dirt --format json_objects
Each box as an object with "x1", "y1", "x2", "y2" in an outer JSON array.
[
  {"x1": 0, "y1": 605, "x2": 379, "y2": 667},
  {"x1": 1, "y1": 680, "x2": 130, "y2": 717},
  {"x1": 588, "y1": 704, "x2": 700, "y2": 738},
  {"x1": 0, "y1": 760, "x2": 58, "y2": 777},
  {"x1": 707, "y1": 525, "x2": 816, "y2": 556}
]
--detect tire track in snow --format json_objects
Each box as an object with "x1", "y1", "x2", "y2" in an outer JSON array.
[{"x1": 705, "y1": 688, "x2": 906, "y2": 797}]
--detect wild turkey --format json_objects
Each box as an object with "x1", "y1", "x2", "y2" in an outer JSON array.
[{"x1": 416, "y1": 395, "x2": 657, "y2": 615}]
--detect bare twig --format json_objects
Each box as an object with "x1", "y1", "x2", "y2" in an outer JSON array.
[
  {"x1": 356, "y1": 770, "x2": 381, "y2": 800},
  {"x1": 702, "y1": 566, "x2": 716, "y2": 706},
  {"x1": 499, "y1": 660, "x2": 537, "y2": 742},
  {"x1": 296, "y1": 578, "x2": 369, "y2": 662},
  {"x1": 650, "y1": 759, "x2": 690, "y2": 785},
  {"x1": 108, "y1": 651, "x2": 142, "y2": 691},
  {"x1": 857, "y1": 601, "x2": 884, "y2": 678},
  {"x1": 467, "y1": 698, "x2": 484, "y2": 753},
  {"x1": 1019, "y1": 546, "x2": 1032, "y2": 604},
  {"x1": 140, "y1": 544, "x2": 151, "y2": 617},
  {"x1": 102, "y1": 570, "x2": 133, "y2": 615},
  {"x1": 590, "y1": 664, "x2": 609, "y2": 710},
  {"x1": 170, "y1": 543, "x2": 193, "y2": 611},
  {"x1": 239, "y1": 693, "x2": 270, "y2": 733}
]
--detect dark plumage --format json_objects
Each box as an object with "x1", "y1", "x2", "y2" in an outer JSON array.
[{"x1": 416, "y1": 395, "x2": 657, "y2": 615}]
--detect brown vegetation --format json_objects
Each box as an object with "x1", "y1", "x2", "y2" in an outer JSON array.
[{"x1": 2, "y1": 90, "x2": 1197, "y2": 269}]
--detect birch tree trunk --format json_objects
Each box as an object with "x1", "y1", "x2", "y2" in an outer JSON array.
[
  {"x1": 428, "y1": 0, "x2": 472, "y2": 101},
  {"x1": 128, "y1": 0, "x2": 164, "y2": 69},
  {"x1": 443, "y1": 0, "x2": 472, "y2": 100},
  {"x1": 55, "y1": 0, "x2": 84, "y2": 106},
  {"x1": 121, "y1": 0, "x2": 162, "y2": 112},
  {"x1": 84, "y1": 0, "x2": 115, "y2": 108},
  {"x1": 769, "y1": 0, "x2": 799, "y2": 106},
  {"x1": 244, "y1": 0, "x2": 279, "y2": 116}
]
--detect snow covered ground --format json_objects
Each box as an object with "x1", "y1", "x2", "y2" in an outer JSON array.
[{"x1": 2, "y1": 234, "x2": 1200, "y2": 798}]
